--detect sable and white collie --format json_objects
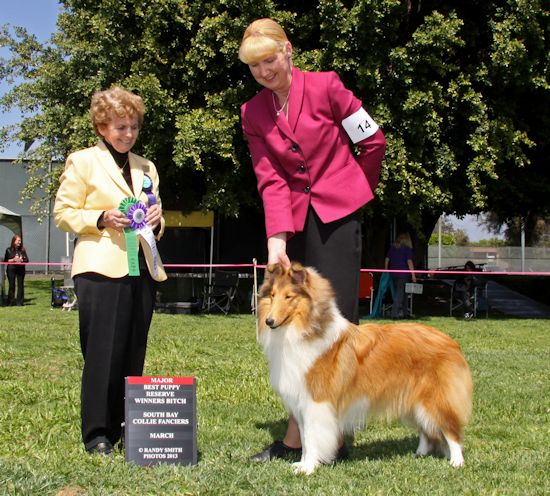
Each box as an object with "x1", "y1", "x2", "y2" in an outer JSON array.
[{"x1": 257, "y1": 263, "x2": 473, "y2": 475}]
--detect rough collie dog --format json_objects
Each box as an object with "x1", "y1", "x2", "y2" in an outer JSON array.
[{"x1": 257, "y1": 263, "x2": 473, "y2": 475}]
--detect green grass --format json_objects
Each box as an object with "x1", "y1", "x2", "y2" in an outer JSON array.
[{"x1": 1, "y1": 279, "x2": 549, "y2": 495}]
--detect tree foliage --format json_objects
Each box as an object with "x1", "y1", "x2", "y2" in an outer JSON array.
[{"x1": 1, "y1": 0, "x2": 548, "y2": 251}]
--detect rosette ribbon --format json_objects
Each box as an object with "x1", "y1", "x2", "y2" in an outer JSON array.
[
  {"x1": 118, "y1": 197, "x2": 160, "y2": 277},
  {"x1": 127, "y1": 202, "x2": 147, "y2": 230},
  {"x1": 142, "y1": 174, "x2": 157, "y2": 206}
]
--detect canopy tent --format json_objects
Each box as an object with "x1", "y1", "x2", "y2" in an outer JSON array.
[
  {"x1": 0, "y1": 205, "x2": 22, "y2": 236},
  {"x1": 163, "y1": 210, "x2": 215, "y2": 283}
]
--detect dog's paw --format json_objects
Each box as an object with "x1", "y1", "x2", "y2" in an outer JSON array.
[
  {"x1": 292, "y1": 461, "x2": 317, "y2": 475},
  {"x1": 449, "y1": 455, "x2": 464, "y2": 468},
  {"x1": 447, "y1": 439, "x2": 464, "y2": 467}
]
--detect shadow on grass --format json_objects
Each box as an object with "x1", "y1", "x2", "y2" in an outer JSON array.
[{"x1": 254, "y1": 419, "x2": 420, "y2": 461}]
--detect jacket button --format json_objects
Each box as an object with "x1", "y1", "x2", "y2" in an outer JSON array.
[
  {"x1": 297, "y1": 164, "x2": 306, "y2": 173},
  {"x1": 291, "y1": 143, "x2": 299, "y2": 152},
  {"x1": 303, "y1": 185, "x2": 311, "y2": 193}
]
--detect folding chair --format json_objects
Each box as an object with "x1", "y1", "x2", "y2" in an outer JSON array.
[
  {"x1": 50, "y1": 278, "x2": 77, "y2": 310},
  {"x1": 202, "y1": 270, "x2": 239, "y2": 314},
  {"x1": 450, "y1": 281, "x2": 488, "y2": 318}
]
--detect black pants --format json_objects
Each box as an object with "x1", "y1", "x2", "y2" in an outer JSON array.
[
  {"x1": 6, "y1": 267, "x2": 25, "y2": 305},
  {"x1": 391, "y1": 277, "x2": 408, "y2": 318},
  {"x1": 287, "y1": 207, "x2": 362, "y2": 324},
  {"x1": 74, "y1": 272, "x2": 156, "y2": 449}
]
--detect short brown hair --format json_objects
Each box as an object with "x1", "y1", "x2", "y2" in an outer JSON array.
[
  {"x1": 90, "y1": 86, "x2": 145, "y2": 136},
  {"x1": 239, "y1": 18, "x2": 289, "y2": 64}
]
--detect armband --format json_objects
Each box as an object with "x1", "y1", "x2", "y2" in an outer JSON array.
[{"x1": 341, "y1": 107, "x2": 379, "y2": 144}]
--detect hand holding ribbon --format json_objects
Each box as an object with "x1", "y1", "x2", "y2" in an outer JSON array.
[
  {"x1": 145, "y1": 203, "x2": 162, "y2": 230},
  {"x1": 101, "y1": 208, "x2": 131, "y2": 231},
  {"x1": 118, "y1": 197, "x2": 160, "y2": 278}
]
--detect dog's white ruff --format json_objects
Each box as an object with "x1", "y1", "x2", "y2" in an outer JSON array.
[{"x1": 259, "y1": 303, "x2": 347, "y2": 474}]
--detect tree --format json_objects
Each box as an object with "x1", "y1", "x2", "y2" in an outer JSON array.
[{"x1": 1, "y1": 0, "x2": 548, "y2": 264}]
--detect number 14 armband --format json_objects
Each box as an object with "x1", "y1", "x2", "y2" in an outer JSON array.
[{"x1": 341, "y1": 107, "x2": 379, "y2": 144}]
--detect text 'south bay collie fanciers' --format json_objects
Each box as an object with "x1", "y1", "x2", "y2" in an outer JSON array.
[{"x1": 257, "y1": 263, "x2": 473, "y2": 475}]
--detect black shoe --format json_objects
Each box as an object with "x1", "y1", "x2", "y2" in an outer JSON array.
[
  {"x1": 250, "y1": 440, "x2": 302, "y2": 462},
  {"x1": 335, "y1": 442, "x2": 349, "y2": 461},
  {"x1": 86, "y1": 441, "x2": 114, "y2": 456},
  {"x1": 250, "y1": 440, "x2": 349, "y2": 463}
]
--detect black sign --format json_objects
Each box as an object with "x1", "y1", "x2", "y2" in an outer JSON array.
[{"x1": 125, "y1": 376, "x2": 197, "y2": 466}]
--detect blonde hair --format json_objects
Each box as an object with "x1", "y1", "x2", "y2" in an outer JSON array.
[
  {"x1": 90, "y1": 86, "x2": 145, "y2": 136},
  {"x1": 239, "y1": 18, "x2": 289, "y2": 64},
  {"x1": 394, "y1": 233, "x2": 413, "y2": 248}
]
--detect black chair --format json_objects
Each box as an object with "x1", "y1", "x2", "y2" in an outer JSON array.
[
  {"x1": 450, "y1": 281, "x2": 488, "y2": 318},
  {"x1": 202, "y1": 270, "x2": 239, "y2": 314}
]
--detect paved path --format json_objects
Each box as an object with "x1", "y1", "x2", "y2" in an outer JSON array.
[{"x1": 487, "y1": 281, "x2": 550, "y2": 318}]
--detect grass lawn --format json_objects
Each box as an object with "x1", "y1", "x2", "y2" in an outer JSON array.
[{"x1": 0, "y1": 279, "x2": 549, "y2": 495}]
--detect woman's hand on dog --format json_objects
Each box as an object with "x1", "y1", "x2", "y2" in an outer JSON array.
[{"x1": 268, "y1": 233, "x2": 291, "y2": 268}]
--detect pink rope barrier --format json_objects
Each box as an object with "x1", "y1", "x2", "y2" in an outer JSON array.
[{"x1": 2, "y1": 261, "x2": 550, "y2": 276}]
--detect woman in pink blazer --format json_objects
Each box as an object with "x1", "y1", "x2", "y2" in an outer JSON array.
[{"x1": 240, "y1": 18, "x2": 386, "y2": 463}]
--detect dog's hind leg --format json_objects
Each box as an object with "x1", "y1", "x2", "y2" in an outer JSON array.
[
  {"x1": 292, "y1": 401, "x2": 339, "y2": 475},
  {"x1": 415, "y1": 431, "x2": 435, "y2": 457},
  {"x1": 414, "y1": 403, "x2": 465, "y2": 467},
  {"x1": 441, "y1": 431, "x2": 464, "y2": 467}
]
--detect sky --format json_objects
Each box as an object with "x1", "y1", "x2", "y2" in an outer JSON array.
[
  {"x1": 0, "y1": 0, "x2": 61, "y2": 158},
  {"x1": 0, "y1": 1, "x2": 502, "y2": 241}
]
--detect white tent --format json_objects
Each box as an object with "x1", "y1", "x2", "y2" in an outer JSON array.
[{"x1": 0, "y1": 205, "x2": 22, "y2": 236}]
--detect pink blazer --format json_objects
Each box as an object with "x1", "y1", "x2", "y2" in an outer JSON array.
[{"x1": 241, "y1": 67, "x2": 386, "y2": 239}]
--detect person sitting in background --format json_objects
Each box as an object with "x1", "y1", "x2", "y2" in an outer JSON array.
[
  {"x1": 3, "y1": 234, "x2": 29, "y2": 306},
  {"x1": 453, "y1": 260, "x2": 480, "y2": 319},
  {"x1": 384, "y1": 233, "x2": 416, "y2": 319}
]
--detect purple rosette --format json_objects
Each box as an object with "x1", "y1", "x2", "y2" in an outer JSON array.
[{"x1": 127, "y1": 202, "x2": 148, "y2": 230}]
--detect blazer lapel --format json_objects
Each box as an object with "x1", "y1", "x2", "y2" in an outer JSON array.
[
  {"x1": 129, "y1": 154, "x2": 144, "y2": 199},
  {"x1": 287, "y1": 67, "x2": 304, "y2": 134},
  {"x1": 269, "y1": 67, "x2": 304, "y2": 142},
  {"x1": 94, "y1": 142, "x2": 134, "y2": 197}
]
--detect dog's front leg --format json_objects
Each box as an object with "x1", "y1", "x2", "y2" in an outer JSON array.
[{"x1": 292, "y1": 401, "x2": 339, "y2": 475}]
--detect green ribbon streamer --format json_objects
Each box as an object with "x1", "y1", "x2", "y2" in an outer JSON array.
[
  {"x1": 123, "y1": 228, "x2": 140, "y2": 276},
  {"x1": 119, "y1": 197, "x2": 141, "y2": 276}
]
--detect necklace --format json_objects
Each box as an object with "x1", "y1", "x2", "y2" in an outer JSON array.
[
  {"x1": 272, "y1": 91, "x2": 290, "y2": 117},
  {"x1": 119, "y1": 158, "x2": 129, "y2": 172}
]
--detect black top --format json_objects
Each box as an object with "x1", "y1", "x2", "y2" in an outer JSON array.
[
  {"x1": 103, "y1": 139, "x2": 132, "y2": 189},
  {"x1": 4, "y1": 246, "x2": 29, "y2": 273}
]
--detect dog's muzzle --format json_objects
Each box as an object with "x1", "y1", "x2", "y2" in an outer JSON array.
[{"x1": 265, "y1": 317, "x2": 278, "y2": 329}]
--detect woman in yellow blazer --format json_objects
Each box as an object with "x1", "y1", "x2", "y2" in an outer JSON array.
[{"x1": 54, "y1": 86, "x2": 166, "y2": 456}]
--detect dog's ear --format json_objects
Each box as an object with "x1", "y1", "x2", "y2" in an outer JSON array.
[
  {"x1": 289, "y1": 264, "x2": 307, "y2": 286},
  {"x1": 265, "y1": 263, "x2": 283, "y2": 277},
  {"x1": 263, "y1": 263, "x2": 283, "y2": 284}
]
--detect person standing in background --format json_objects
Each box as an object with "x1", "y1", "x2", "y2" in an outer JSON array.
[
  {"x1": 384, "y1": 232, "x2": 416, "y2": 319},
  {"x1": 239, "y1": 18, "x2": 386, "y2": 462},
  {"x1": 3, "y1": 234, "x2": 29, "y2": 306}
]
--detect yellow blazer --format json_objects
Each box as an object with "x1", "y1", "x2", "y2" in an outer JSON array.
[{"x1": 54, "y1": 141, "x2": 167, "y2": 282}]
